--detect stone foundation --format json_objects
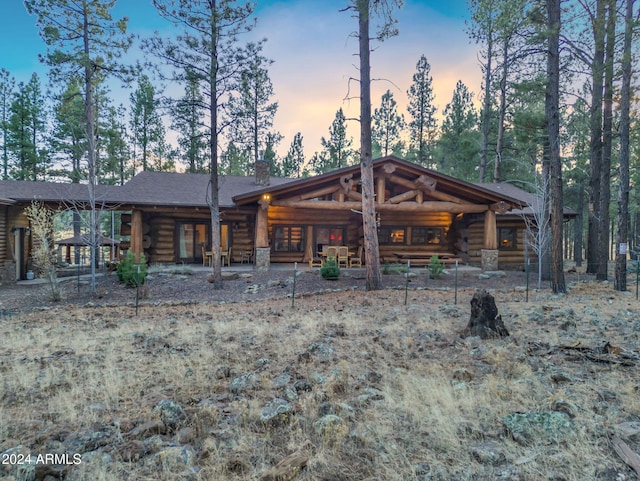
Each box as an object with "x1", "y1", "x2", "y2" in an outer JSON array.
[
  {"x1": 481, "y1": 249, "x2": 498, "y2": 272},
  {"x1": 0, "y1": 261, "x2": 16, "y2": 285},
  {"x1": 255, "y1": 247, "x2": 271, "y2": 271}
]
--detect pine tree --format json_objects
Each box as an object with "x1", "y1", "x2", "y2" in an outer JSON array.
[
  {"x1": 312, "y1": 108, "x2": 354, "y2": 174},
  {"x1": 129, "y1": 74, "x2": 167, "y2": 172},
  {"x1": 372, "y1": 89, "x2": 405, "y2": 157},
  {"x1": 0, "y1": 69, "x2": 15, "y2": 180},
  {"x1": 145, "y1": 0, "x2": 256, "y2": 288},
  {"x1": 406, "y1": 55, "x2": 437, "y2": 167},
  {"x1": 228, "y1": 42, "x2": 278, "y2": 169},
  {"x1": 435, "y1": 80, "x2": 480, "y2": 180},
  {"x1": 26, "y1": 0, "x2": 134, "y2": 292},
  {"x1": 171, "y1": 72, "x2": 209, "y2": 174},
  {"x1": 6, "y1": 73, "x2": 49, "y2": 181},
  {"x1": 279, "y1": 132, "x2": 305, "y2": 177}
]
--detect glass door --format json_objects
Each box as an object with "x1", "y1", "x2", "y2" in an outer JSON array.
[{"x1": 176, "y1": 222, "x2": 209, "y2": 263}]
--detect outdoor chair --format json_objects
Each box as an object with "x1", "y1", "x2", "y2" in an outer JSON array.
[
  {"x1": 308, "y1": 245, "x2": 323, "y2": 268},
  {"x1": 325, "y1": 246, "x2": 338, "y2": 261},
  {"x1": 202, "y1": 244, "x2": 213, "y2": 267},
  {"x1": 337, "y1": 246, "x2": 349, "y2": 268},
  {"x1": 220, "y1": 247, "x2": 231, "y2": 266},
  {"x1": 349, "y1": 246, "x2": 363, "y2": 268}
]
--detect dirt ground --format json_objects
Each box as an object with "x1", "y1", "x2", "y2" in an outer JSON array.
[{"x1": 1, "y1": 265, "x2": 640, "y2": 480}]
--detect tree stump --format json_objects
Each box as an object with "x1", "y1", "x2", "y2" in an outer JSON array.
[{"x1": 462, "y1": 289, "x2": 509, "y2": 339}]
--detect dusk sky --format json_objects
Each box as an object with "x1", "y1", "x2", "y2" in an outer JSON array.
[{"x1": 1, "y1": 0, "x2": 479, "y2": 159}]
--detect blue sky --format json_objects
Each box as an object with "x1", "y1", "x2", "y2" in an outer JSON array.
[{"x1": 1, "y1": 0, "x2": 478, "y2": 157}]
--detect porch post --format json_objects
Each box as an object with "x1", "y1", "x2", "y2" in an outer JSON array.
[
  {"x1": 482, "y1": 209, "x2": 498, "y2": 271},
  {"x1": 255, "y1": 201, "x2": 270, "y2": 270},
  {"x1": 131, "y1": 210, "x2": 143, "y2": 263},
  {"x1": 376, "y1": 176, "x2": 385, "y2": 204}
]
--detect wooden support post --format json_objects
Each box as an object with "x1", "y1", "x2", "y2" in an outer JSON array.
[
  {"x1": 376, "y1": 176, "x2": 385, "y2": 204},
  {"x1": 484, "y1": 210, "x2": 497, "y2": 250},
  {"x1": 131, "y1": 210, "x2": 143, "y2": 262},
  {"x1": 256, "y1": 205, "x2": 269, "y2": 248}
]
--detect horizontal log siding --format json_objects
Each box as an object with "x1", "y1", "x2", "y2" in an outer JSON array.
[
  {"x1": 267, "y1": 207, "x2": 357, "y2": 263},
  {"x1": 0, "y1": 206, "x2": 7, "y2": 263},
  {"x1": 137, "y1": 208, "x2": 256, "y2": 264},
  {"x1": 467, "y1": 219, "x2": 536, "y2": 270},
  {"x1": 378, "y1": 212, "x2": 453, "y2": 261}
]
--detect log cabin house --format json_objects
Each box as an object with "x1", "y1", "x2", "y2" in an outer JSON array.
[{"x1": 1, "y1": 156, "x2": 574, "y2": 281}]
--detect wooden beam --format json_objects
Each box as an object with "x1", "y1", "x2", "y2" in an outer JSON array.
[
  {"x1": 298, "y1": 185, "x2": 341, "y2": 201},
  {"x1": 256, "y1": 207, "x2": 269, "y2": 248},
  {"x1": 131, "y1": 210, "x2": 143, "y2": 262},
  {"x1": 416, "y1": 190, "x2": 423, "y2": 204},
  {"x1": 490, "y1": 201, "x2": 511, "y2": 214},
  {"x1": 415, "y1": 174, "x2": 437, "y2": 192},
  {"x1": 376, "y1": 176, "x2": 386, "y2": 204},
  {"x1": 388, "y1": 190, "x2": 418, "y2": 204},
  {"x1": 484, "y1": 210, "x2": 497, "y2": 249},
  {"x1": 381, "y1": 162, "x2": 396, "y2": 176},
  {"x1": 346, "y1": 190, "x2": 363, "y2": 201},
  {"x1": 387, "y1": 174, "x2": 464, "y2": 203},
  {"x1": 271, "y1": 199, "x2": 489, "y2": 213}
]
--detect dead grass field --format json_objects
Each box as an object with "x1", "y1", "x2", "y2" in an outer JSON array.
[{"x1": 1, "y1": 281, "x2": 640, "y2": 481}]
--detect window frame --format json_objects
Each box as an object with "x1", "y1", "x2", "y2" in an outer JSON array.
[
  {"x1": 498, "y1": 226, "x2": 517, "y2": 250},
  {"x1": 272, "y1": 225, "x2": 306, "y2": 253},
  {"x1": 411, "y1": 226, "x2": 444, "y2": 246},
  {"x1": 378, "y1": 226, "x2": 407, "y2": 245}
]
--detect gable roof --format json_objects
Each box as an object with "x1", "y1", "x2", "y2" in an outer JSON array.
[
  {"x1": 233, "y1": 156, "x2": 525, "y2": 208},
  {"x1": 0, "y1": 179, "x2": 122, "y2": 205}
]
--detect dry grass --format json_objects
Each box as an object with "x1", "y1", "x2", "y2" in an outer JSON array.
[{"x1": 1, "y1": 282, "x2": 639, "y2": 480}]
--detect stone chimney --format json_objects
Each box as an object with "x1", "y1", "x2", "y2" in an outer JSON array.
[{"x1": 255, "y1": 158, "x2": 270, "y2": 186}]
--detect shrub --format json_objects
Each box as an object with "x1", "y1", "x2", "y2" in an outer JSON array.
[
  {"x1": 428, "y1": 255, "x2": 445, "y2": 279},
  {"x1": 320, "y1": 257, "x2": 340, "y2": 279},
  {"x1": 117, "y1": 252, "x2": 148, "y2": 287}
]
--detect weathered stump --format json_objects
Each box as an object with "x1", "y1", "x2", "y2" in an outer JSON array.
[{"x1": 462, "y1": 289, "x2": 509, "y2": 339}]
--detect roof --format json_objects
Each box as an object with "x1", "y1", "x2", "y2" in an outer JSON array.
[
  {"x1": 120, "y1": 171, "x2": 295, "y2": 208},
  {"x1": 477, "y1": 182, "x2": 578, "y2": 218},
  {"x1": 0, "y1": 180, "x2": 122, "y2": 205}
]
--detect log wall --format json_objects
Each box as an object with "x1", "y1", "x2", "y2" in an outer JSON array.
[
  {"x1": 377, "y1": 212, "x2": 454, "y2": 261},
  {"x1": 467, "y1": 218, "x2": 536, "y2": 270},
  {"x1": 0, "y1": 206, "x2": 7, "y2": 264}
]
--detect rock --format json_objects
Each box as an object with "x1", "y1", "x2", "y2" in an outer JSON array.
[
  {"x1": 502, "y1": 411, "x2": 574, "y2": 445},
  {"x1": 314, "y1": 414, "x2": 347, "y2": 443},
  {"x1": 115, "y1": 440, "x2": 149, "y2": 461},
  {"x1": 260, "y1": 398, "x2": 292, "y2": 424},
  {"x1": 153, "y1": 399, "x2": 186, "y2": 428},
  {"x1": 306, "y1": 342, "x2": 335, "y2": 363},
  {"x1": 470, "y1": 440, "x2": 506, "y2": 466},
  {"x1": 293, "y1": 380, "x2": 313, "y2": 392},
  {"x1": 155, "y1": 445, "x2": 197, "y2": 471},
  {"x1": 175, "y1": 427, "x2": 196, "y2": 445},
  {"x1": 353, "y1": 387, "x2": 385, "y2": 406},
  {"x1": 452, "y1": 368, "x2": 474, "y2": 382},
  {"x1": 126, "y1": 419, "x2": 166, "y2": 440},
  {"x1": 230, "y1": 373, "x2": 260, "y2": 395},
  {"x1": 272, "y1": 373, "x2": 292, "y2": 389},
  {"x1": 214, "y1": 364, "x2": 231, "y2": 379}
]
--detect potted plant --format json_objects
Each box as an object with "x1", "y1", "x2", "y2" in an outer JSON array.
[{"x1": 320, "y1": 256, "x2": 340, "y2": 280}]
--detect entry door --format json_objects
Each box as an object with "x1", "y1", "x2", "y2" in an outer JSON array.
[{"x1": 177, "y1": 222, "x2": 209, "y2": 263}]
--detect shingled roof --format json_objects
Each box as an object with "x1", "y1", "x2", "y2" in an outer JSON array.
[
  {"x1": 476, "y1": 182, "x2": 577, "y2": 218},
  {"x1": 0, "y1": 179, "x2": 122, "y2": 204}
]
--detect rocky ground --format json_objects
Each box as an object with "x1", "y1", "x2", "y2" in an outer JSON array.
[{"x1": 1, "y1": 266, "x2": 640, "y2": 480}]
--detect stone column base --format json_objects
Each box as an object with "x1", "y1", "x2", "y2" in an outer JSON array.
[
  {"x1": 481, "y1": 249, "x2": 498, "y2": 272},
  {"x1": 255, "y1": 247, "x2": 271, "y2": 271},
  {"x1": 1, "y1": 261, "x2": 17, "y2": 285}
]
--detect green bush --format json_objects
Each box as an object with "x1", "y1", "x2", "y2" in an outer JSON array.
[
  {"x1": 117, "y1": 252, "x2": 148, "y2": 287},
  {"x1": 320, "y1": 257, "x2": 340, "y2": 279},
  {"x1": 428, "y1": 255, "x2": 445, "y2": 279}
]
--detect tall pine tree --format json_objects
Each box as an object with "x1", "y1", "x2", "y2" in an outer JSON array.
[{"x1": 406, "y1": 55, "x2": 437, "y2": 167}]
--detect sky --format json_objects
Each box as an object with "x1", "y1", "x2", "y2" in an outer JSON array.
[{"x1": 0, "y1": 0, "x2": 480, "y2": 160}]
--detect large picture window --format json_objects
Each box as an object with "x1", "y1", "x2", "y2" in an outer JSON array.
[
  {"x1": 411, "y1": 227, "x2": 443, "y2": 245},
  {"x1": 379, "y1": 226, "x2": 406, "y2": 244},
  {"x1": 498, "y1": 227, "x2": 517, "y2": 250},
  {"x1": 273, "y1": 226, "x2": 305, "y2": 253},
  {"x1": 315, "y1": 226, "x2": 345, "y2": 251}
]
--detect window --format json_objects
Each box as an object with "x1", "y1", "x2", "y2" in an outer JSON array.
[
  {"x1": 411, "y1": 227, "x2": 443, "y2": 245},
  {"x1": 498, "y1": 227, "x2": 517, "y2": 250},
  {"x1": 273, "y1": 226, "x2": 305, "y2": 253},
  {"x1": 315, "y1": 226, "x2": 345, "y2": 246},
  {"x1": 379, "y1": 226, "x2": 406, "y2": 244}
]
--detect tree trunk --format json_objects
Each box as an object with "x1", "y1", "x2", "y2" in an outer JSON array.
[
  {"x1": 547, "y1": 0, "x2": 566, "y2": 294},
  {"x1": 586, "y1": 0, "x2": 606, "y2": 275},
  {"x1": 208, "y1": 0, "x2": 223, "y2": 289},
  {"x1": 614, "y1": 0, "x2": 633, "y2": 291},
  {"x1": 462, "y1": 289, "x2": 509, "y2": 339},
  {"x1": 597, "y1": 0, "x2": 616, "y2": 281},
  {"x1": 574, "y1": 178, "x2": 584, "y2": 267},
  {"x1": 358, "y1": 0, "x2": 383, "y2": 290},
  {"x1": 493, "y1": 37, "x2": 509, "y2": 183},
  {"x1": 478, "y1": 24, "x2": 493, "y2": 183}
]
